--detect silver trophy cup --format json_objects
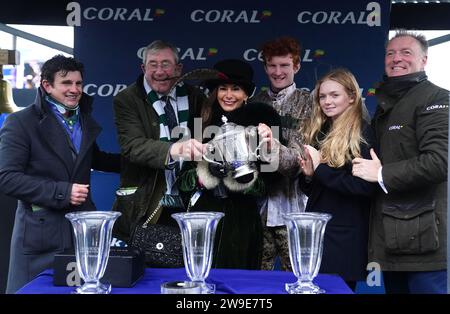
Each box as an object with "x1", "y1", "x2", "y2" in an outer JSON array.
[{"x1": 203, "y1": 115, "x2": 262, "y2": 178}]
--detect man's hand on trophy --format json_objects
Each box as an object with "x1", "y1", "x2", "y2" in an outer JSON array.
[
  {"x1": 170, "y1": 139, "x2": 206, "y2": 161},
  {"x1": 258, "y1": 123, "x2": 273, "y2": 151}
]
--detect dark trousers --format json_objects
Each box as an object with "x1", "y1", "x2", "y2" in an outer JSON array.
[{"x1": 383, "y1": 270, "x2": 447, "y2": 294}]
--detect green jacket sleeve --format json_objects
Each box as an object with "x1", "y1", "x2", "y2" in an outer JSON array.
[
  {"x1": 383, "y1": 89, "x2": 448, "y2": 191},
  {"x1": 113, "y1": 88, "x2": 171, "y2": 170}
]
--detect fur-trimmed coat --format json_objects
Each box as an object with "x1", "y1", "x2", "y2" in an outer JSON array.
[{"x1": 178, "y1": 101, "x2": 282, "y2": 270}]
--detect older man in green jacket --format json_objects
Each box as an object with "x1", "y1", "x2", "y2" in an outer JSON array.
[
  {"x1": 352, "y1": 30, "x2": 448, "y2": 294},
  {"x1": 112, "y1": 40, "x2": 205, "y2": 243}
]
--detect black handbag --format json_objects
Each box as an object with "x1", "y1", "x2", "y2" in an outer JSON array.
[{"x1": 130, "y1": 201, "x2": 184, "y2": 268}]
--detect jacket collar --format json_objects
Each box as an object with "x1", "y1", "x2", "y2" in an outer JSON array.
[
  {"x1": 34, "y1": 87, "x2": 100, "y2": 176},
  {"x1": 268, "y1": 83, "x2": 297, "y2": 102},
  {"x1": 377, "y1": 71, "x2": 427, "y2": 101},
  {"x1": 33, "y1": 87, "x2": 94, "y2": 117},
  {"x1": 135, "y1": 73, "x2": 148, "y2": 100}
]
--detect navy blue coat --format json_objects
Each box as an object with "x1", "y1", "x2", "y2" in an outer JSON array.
[
  {"x1": 0, "y1": 88, "x2": 119, "y2": 293},
  {"x1": 299, "y1": 122, "x2": 377, "y2": 281}
]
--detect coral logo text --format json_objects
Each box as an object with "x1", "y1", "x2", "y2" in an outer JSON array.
[
  {"x1": 244, "y1": 48, "x2": 316, "y2": 63},
  {"x1": 190, "y1": 10, "x2": 270, "y2": 23},
  {"x1": 84, "y1": 84, "x2": 127, "y2": 97},
  {"x1": 138, "y1": 47, "x2": 216, "y2": 61},
  {"x1": 297, "y1": 2, "x2": 381, "y2": 26},
  {"x1": 66, "y1": 2, "x2": 164, "y2": 26}
]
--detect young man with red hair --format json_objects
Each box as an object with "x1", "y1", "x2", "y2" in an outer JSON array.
[{"x1": 252, "y1": 36, "x2": 312, "y2": 271}]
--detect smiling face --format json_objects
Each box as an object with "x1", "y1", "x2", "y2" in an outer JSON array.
[
  {"x1": 385, "y1": 36, "x2": 427, "y2": 77},
  {"x1": 142, "y1": 47, "x2": 182, "y2": 95},
  {"x1": 42, "y1": 70, "x2": 82, "y2": 108},
  {"x1": 217, "y1": 84, "x2": 248, "y2": 112},
  {"x1": 318, "y1": 79, "x2": 354, "y2": 120},
  {"x1": 264, "y1": 54, "x2": 299, "y2": 92}
]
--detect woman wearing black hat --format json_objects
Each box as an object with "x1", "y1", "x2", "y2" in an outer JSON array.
[{"x1": 178, "y1": 59, "x2": 282, "y2": 270}]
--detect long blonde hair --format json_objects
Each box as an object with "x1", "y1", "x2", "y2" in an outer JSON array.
[{"x1": 303, "y1": 68, "x2": 366, "y2": 168}]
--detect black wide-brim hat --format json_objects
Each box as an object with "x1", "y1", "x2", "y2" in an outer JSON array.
[{"x1": 204, "y1": 59, "x2": 256, "y2": 97}]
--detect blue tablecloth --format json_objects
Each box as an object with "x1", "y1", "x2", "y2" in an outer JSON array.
[{"x1": 17, "y1": 268, "x2": 352, "y2": 294}]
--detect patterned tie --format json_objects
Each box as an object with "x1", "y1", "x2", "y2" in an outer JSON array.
[{"x1": 163, "y1": 96, "x2": 178, "y2": 134}]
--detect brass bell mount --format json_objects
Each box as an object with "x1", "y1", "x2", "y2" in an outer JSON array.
[{"x1": 0, "y1": 49, "x2": 21, "y2": 113}]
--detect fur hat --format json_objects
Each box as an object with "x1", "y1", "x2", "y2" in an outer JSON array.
[{"x1": 204, "y1": 59, "x2": 256, "y2": 97}]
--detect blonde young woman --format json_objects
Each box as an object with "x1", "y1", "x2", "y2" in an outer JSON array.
[{"x1": 299, "y1": 68, "x2": 377, "y2": 291}]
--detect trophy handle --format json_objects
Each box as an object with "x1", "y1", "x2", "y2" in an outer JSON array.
[
  {"x1": 252, "y1": 138, "x2": 268, "y2": 160},
  {"x1": 247, "y1": 126, "x2": 266, "y2": 160},
  {"x1": 203, "y1": 142, "x2": 223, "y2": 166}
]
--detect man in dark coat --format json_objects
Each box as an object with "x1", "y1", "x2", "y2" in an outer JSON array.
[
  {"x1": 0, "y1": 55, "x2": 120, "y2": 293},
  {"x1": 352, "y1": 30, "x2": 448, "y2": 293}
]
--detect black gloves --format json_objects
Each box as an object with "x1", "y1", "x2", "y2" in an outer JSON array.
[
  {"x1": 208, "y1": 162, "x2": 228, "y2": 178},
  {"x1": 235, "y1": 173, "x2": 254, "y2": 184}
]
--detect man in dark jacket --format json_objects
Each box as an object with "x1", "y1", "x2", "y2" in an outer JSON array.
[
  {"x1": 0, "y1": 55, "x2": 120, "y2": 293},
  {"x1": 112, "y1": 40, "x2": 205, "y2": 244},
  {"x1": 352, "y1": 30, "x2": 448, "y2": 293}
]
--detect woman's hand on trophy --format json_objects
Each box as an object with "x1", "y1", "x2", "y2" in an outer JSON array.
[
  {"x1": 258, "y1": 123, "x2": 273, "y2": 151},
  {"x1": 170, "y1": 139, "x2": 206, "y2": 161}
]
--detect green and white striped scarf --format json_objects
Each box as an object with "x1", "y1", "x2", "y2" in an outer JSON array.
[
  {"x1": 146, "y1": 83, "x2": 190, "y2": 197},
  {"x1": 147, "y1": 84, "x2": 189, "y2": 142}
]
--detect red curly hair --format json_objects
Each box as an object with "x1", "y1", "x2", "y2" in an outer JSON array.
[{"x1": 260, "y1": 36, "x2": 301, "y2": 67}]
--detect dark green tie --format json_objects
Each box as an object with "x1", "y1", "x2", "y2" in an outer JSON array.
[{"x1": 163, "y1": 96, "x2": 178, "y2": 133}]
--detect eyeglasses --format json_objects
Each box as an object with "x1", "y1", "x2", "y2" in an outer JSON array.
[{"x1": 146, "y1": 60, "x2": 176, "y2": 71}]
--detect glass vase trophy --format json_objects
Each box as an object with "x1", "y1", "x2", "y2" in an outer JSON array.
[
  {"x1": 283, "y1": 212, "x2": 331, "y2": 294},
  {"x1": 172, "y1": 212, "x2": 224, "y2": 294},
  {"x1": 65, "y1": 211, "x2": 121, "y2": 294}
]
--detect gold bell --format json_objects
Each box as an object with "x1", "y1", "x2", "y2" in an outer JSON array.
[
  {"x1": 0, "y1": 49, "x2": 21, "y2": 113},
  {"x1": 0, "y1": 76, "x2": 20, "y2": 113}
]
